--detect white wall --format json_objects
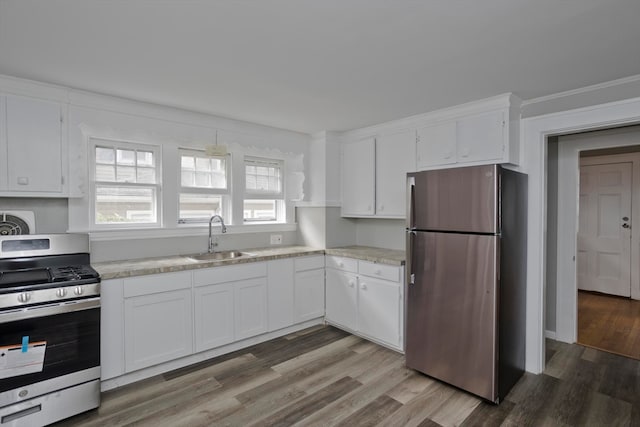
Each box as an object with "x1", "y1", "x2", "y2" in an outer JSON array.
[{"x1": 0, "y1": 197, "x2": 68, "y2": 233}]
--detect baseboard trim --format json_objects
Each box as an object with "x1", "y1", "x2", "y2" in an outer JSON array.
[{"x1": 545, "y1": 330, "x2": 557, "y2": 340}]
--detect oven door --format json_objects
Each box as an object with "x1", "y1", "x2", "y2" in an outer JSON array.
[{"x1": 0, "y1": 298, "x2": 100, "y2": 397}]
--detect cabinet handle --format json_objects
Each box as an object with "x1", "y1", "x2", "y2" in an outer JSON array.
[
  {"x1": 348, "y1": 280, "x2": 355, "y2": 288},
  {"x1": 361, "y1": 283, "x2": 367, "y2": 290},
  {"x1": 379, "y1": 205, "x2": 384, "y2": 212}
]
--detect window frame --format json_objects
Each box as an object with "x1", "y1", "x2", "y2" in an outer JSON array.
[
  {"x1": 243, "y1": 156, "x2": 285, "y2": 223},
  {"x1": 178, "y1": 148, "x2": 231, "y2": 224},
  {"x1": 90, "y1": 138, "x2": 162, "y2": 229}
]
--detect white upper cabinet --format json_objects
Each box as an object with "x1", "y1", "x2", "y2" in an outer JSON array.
[
  {"x1": 0, "y1": 95, "x2": 67, "y2": 195},
  {"x1": 416, "y1": 95, "x2": 521, "y2": 170},
  {"x1": 415, "y1": 121, "x2": 457, "y2": 168},
  {"x1": 341, "y1": 130, "x2": 415, "y2": 219},
  {"x1": 375, "y1": 129, "x2": 416, "y2": 218},
  {"x1": 341, "y1": 137, "x2": 375, "y2": 216}
]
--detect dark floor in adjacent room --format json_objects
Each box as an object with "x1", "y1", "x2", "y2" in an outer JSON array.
[{"x1": 578, "y1": 290, "x2": 640, "y2": 361}]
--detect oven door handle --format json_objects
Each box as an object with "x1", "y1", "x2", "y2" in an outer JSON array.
[{"x1": 0, "y1": 297, "x2": 100, "y2": 324}]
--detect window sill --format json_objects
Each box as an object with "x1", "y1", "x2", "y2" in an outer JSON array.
[{"x1": 86, "y1": 223, "x2": 297, "y2": 241}]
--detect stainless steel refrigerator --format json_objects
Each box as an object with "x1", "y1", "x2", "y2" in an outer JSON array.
[{"x1": 405, "y1": 164, "x2": 527, "y2": 403}]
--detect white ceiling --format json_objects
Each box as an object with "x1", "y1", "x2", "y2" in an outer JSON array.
[{"x1": 1, "y1": 0, "x2": 639, "y2": 134}]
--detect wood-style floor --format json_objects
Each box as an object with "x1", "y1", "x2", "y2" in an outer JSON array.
[
  {"x1": 578, "y1": 290, "x2": 640, "y2": 360},
  {"x1": 55, "y1": 325, "x2": 640, "y2": 427}
]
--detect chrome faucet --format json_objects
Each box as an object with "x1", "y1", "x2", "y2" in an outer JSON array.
[{"x1": 208, "y1": 215, "x2": 227, "y2": 253}]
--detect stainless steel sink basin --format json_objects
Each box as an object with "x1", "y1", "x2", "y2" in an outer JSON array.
[{"x1": 185, "y1": 250, "x2": 252, "y2": 262}]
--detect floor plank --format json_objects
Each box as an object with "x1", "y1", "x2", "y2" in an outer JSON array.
[
  {"x1": 54, "y1": 326, "x2": 640, "y2": 427},
  {"x1": 578, "y1": 290, "x2": 640, "y2": 360}
]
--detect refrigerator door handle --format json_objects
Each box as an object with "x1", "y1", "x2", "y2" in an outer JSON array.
[
  {"x1": 407, "y1": 230, "x2": 417, "y2": 285},
  {"x1": 407, "y1": 175, "x2": 416, "y2": 230}
]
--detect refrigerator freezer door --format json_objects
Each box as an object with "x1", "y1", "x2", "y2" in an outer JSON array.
[
  {"x1": 405, "y1": 231, "x2": 498, "y2": 402},
  {"x1": 408, "y1": 165, "x2": 499, "y2": 234}
]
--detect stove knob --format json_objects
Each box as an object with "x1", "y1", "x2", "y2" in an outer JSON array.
[
  {"x1": 74, "y1": 286, "x2": 84, "y2": 296},
  {"x1": 56, "y1": 288, "x2": 67, "y2": 298},
  {"x1": 18, "y1": 292, "x2": 32, "y2": 303}
]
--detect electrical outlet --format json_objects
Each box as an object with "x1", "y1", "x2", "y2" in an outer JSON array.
[{"x1": 270, "y1": 234, "x2": 283, "y2": 245}]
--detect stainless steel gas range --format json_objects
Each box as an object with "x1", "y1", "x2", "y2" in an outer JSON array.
[{"x1": 0, "y1": 234, "x2": 100, "y2": 426}]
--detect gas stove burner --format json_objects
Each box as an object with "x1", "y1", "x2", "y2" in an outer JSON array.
[{"x1": 0, "y1": 214, "x2": 30, "y2": 235}]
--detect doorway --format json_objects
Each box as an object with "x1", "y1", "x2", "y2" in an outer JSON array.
[{"x1": 574, "y1": 148, "x2": 640, "y2": 359}]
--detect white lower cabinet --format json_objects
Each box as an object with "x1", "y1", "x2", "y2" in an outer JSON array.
[
  {"x1": 325, "y1": 256, "x2": 404, "y2": 351},
  {"x1": 124, "y1": 289, "x2": 193, "y2": 372},
  {"x1": 101, "y1": 279, "x2": 124, "y2": 380},
  {"x1": 193, "y1": 283, "x2": 234, "y2": 352},
  {"x1": 294, "y1": 255, "x2": 325, "y2": 323},
  {"x1": 325, "y1": 268, "x2": 358, "y2": 331},
  {"x1": 234, "y1": 277, "x2": 268, "y2": 340},
  {"x1": 267, "y1": 258, "x2": 295, "y2": 331},
  {"x1": 193, "y1": 262, "x2": 268, "y2": 351},
  {"x1": 358, "y1": 276, "x2": 401, "y2": 348}
]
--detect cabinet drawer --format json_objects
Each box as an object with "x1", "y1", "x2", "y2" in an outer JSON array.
[
  {"x1": 193, "y1": 262, "x2": 267, "y2": 286},
  {"x1": 294, "y1": 255, "x2": 325, "y2": 272},
  {"x1": 358, "y1": 261, "x2": 401, "y2": 283},
  {"x1": 123, "y1": 271, "x2": 191, "y2": 298},
  {"x1": 325, "y1": 256, "x2": 358, "y2": 273}
]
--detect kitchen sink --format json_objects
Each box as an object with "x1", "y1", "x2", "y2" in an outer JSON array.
[{"x1": 184, "y1": 250, "x2": 254, "y2": 262}]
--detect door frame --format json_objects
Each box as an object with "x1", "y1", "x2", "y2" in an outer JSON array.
[
  {"x1": 577, "y1": 154, "x2": 638, "y2": 297},
  {"x1": 556, "y1": 135, "x2": 640, "y2": 345},
  {"x1": 521, "y1": 96, "x2": 640, "y2": 374}
]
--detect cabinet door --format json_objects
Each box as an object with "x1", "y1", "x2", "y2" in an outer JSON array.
[
  {"x1": 124, "y1": 289, "x2": 193, "y2": 372},
  {"x1": 456, "y1": 109, "x2": 505, "y2": 163},
  {"x1": 101, "y1": 279, "x2": 124, "y2": 380},
  {"x1": 294, "y1": 268, "x2": 325, "y2": 322},
  {"x1": 341, "y1": 138, "x2": 375, "y2": 216},
  {"x1": 416, "y1": 121, "x2": 456, "y2": 170},
  {"x1": 234, "y1": 277, "x2": 268, "y2": 340},
  {"x1": 194, "y1": 283, "x2": 235, "y2": 352},
  {"x1": 6, "y1": 95, "x2": 63, "y2": 193},
  {"x1": 325, "y1": 269, "x2": 358, "y2": 331},
  {"x1": 358, "y1": 276, "x2": 402, "y2": 349},
  {"x1": 267, "y1": 258, "x2": 294, "y2": 331},
  {"x1": 376, "y1": 130, "x2": 416, "y2": 218}
]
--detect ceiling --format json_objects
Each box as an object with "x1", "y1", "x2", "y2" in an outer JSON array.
[{"x1": 1, "y1": 0, "x2": 639, "y2": 134}]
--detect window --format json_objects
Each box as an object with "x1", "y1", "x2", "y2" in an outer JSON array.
[
  {"x1": 179, "y1": 149, "x2": 229, "y2": 223},
  {"x1": 92, "y1": 140, "x2": 160, "y2": 226},
  {"x1": 244, "y1": 157, "x2": 284, "y2": 222}
]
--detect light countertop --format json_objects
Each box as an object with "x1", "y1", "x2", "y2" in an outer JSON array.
[{"x1": 95, "y1": 245, "x2": 405, "y2": 280}]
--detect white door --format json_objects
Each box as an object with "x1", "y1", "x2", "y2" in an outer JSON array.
[
  {"x1": 341, "y1": 138, "x2": 375, "y2": 216},
  {"x1": 577, "y1": 162, "x2": 632, "y2": 297},
  {"x1": 357, "y1": 276, "x2": 401, "y2": 348},
  {"x1": 325, "y1": 269, "x2": 358, "y2": 331},
  {"x1": 376, "y1": 129, "x2": 416, "y2": 217}
]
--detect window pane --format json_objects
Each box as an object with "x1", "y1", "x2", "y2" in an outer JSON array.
[
  {"x1": 96, "y1": 164, "x2": 115, "y2": 182},
  {"x1": 137, "y1": 167, "x2": 156, "y2": 184},
  {"x1": 181, "y1": 171, "x2": 195, "y2": 187},
  {"x1": 179, "y1": 193, "x2": 222, "y2": 221},
  {"x1": 245, "y1": 160, "x2": 282, "y2": 193},
  {"x1": 195, "y1": 171, "x2": 210, "y2": 187},
  {"x1": 195, "y1": 157, "x2": 211, "y2": 172},
  {"x1": 96, "y1": 147, "x2": 115, "y2": 164},
  {"x1": 181, "y1": 153, "x2": 227, "y2": 189},
  {"x1": 244, "y1": 199, "x2": 277, "y2": 221},
  {"x1": 137, "y1": 151, "x2": 154, "y2": 167},
  {"x1": 181, "y1": 156, "x2": 195, "y2": 170},
  {"x1": 117, "y1": 149, "x2": 136, "y2": 166},
  {"x1": 96, "y1": 186, "x2": 156, "y2": 224},
  {"x1": 116, "y1": 166, "x2": 136, "y2": 183}
]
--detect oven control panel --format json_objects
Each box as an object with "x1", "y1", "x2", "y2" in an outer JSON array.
[{"x1": 0, "y1": 283, "x2": 100, "y2": 310}]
